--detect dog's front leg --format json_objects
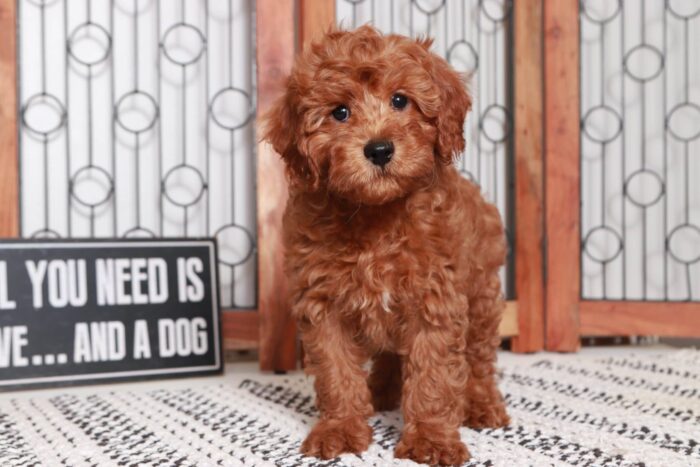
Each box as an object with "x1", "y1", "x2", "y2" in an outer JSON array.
[
  {"x1": 395, "y1": 324, "x2": 471, "y2": 466},
  {"x1": 300, "y1": 316, "x2": 373, "y2": 459}
]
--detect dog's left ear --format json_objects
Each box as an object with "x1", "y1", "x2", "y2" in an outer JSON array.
[
  {"x1": 263, "y1": 84, "x2": 320, "y2": 189},
  {"x1": 427, "y1": 51, "x2": 472, "y2": 164}
]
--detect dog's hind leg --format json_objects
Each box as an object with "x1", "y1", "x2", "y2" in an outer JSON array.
[
  {"x1": 463, "y1": 277, "x2": 510, "y2": 429},
  {"x1": 368, "y1": 352, "x2": 402, "y2": 411}
]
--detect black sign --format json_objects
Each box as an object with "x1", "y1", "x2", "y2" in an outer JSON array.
[{"x1": 0, "y1": 239, "x2": 222, "y2": 390}]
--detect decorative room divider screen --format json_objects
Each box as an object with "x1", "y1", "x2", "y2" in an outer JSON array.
[
  {"x1": 1, "y1": 0, "x2": 549, "y2": 372},
  {"x1": 545, "y1": 0, "x2": 700, "y2": 351}
]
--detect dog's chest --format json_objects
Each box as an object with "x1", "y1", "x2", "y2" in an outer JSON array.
[
  {"x1": 324, "y1": 244, "x2": 420, "y2": 347},
  {"x1": 313, "y1": 215, "x2": 431, "y2": 316}
]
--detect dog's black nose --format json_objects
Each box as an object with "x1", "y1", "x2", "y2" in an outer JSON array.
[{"x1": 363, "y1": 139, "x2": 394, "y2": 167}]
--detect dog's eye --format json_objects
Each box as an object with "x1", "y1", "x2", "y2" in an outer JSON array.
[
  {"x1": 391, "y1": 94, "x2": 408, "y2": 110},
  {"x1": 331, "y1": 105, "x2": 350, "y2": 122}
]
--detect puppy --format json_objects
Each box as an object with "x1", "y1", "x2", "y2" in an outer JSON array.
[{"x1": 264, "y1": 26, "x2": 508, "y2": 466}]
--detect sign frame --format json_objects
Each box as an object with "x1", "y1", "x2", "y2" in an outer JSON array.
[{"x1": 0, "y1": 238, "x2": 223, "y2": 391}]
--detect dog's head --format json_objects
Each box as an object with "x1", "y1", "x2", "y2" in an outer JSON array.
[{"x1": 264, "y1": 26, "x2": 471, "y2": 205}]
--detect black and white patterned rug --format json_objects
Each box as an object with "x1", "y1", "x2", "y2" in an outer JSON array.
[{"x1": 0, "y1": 349, "x2": 698, "y2": 466}]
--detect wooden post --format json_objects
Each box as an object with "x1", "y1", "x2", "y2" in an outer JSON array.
[
  {"x1": 299, "y1": 0, "x2": 335, "y2": 47},
  {"x1": 0, "y1": 1, "x2": 18, "y2": 238},
  {"x1": 544, "y1": 0, "x2": 581, "y2": 351},
  {"x1": 511, "y1": 0, "x2": 545, "y2": 353},
  {"x1": 223, "y1": 310, "x2": 260, "y2": 350},
  {"x1": 580, "y1": 301, "x2": 700, "y2": 337},
  {"x1": 256, "y1": 0, "x2": 298, "y2": 371}
]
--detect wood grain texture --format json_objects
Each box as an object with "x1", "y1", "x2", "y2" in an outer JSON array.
[
  {"x1": 580, "y1": 301, "x2": 700, "y2": 337},
  {"x1": 256, "y1": 0, "x2": 297, "y2": 371},
  {"x1": 511, "y1": 0, "x2": 545, "y2": 353},
  {"x1": 499, "y1": 301, "x2": 519, "y2": 337},
  {"x1": 543, "y1": 0, "x2": 581, "y2": 351},
  {"x1": 299, "y1": 0, "x2": 335, "y2": 48},
  {"x1": 223, "y1": 311, "x2": 260, "y2": 350},
  {"x1": 0, "y1": 1, "x2": 18, "y2": 238}
]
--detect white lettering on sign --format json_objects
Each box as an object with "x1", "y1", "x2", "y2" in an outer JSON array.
[
  {"x1": 96, "y1": 258, "x2": 169, "y2": 306},
  {"x1": 25, "y1": 260, "x2": 48, "y2": 308},
  {"x1": 133, "y1": 320, "x2": 152, "y2": 359},
  {"x1": 177, "y1": 257, "x2": 205, "y2": 303},
  {"x1": 73, "y1": 321, "x2": 126, "y2": 363},
  {"x1": 0, "y1": 326, "x2": 29, "y2": 368},
  {"x1": 191, "y1": 317, "x2": 208, "y2": 355},
  {"x1": 131, "y1": 258, "x2": 148, "y2": 305},
  {"x1": 0, "y1": 262, "x2": 16, "y2": 310},
  {"x1": 158, "y1": 318, "x2": 208, "y2": 358},
  {"x1": 114, "y1": 258, "x2": 132, "y2": 305},
  {"x1": 24, "y1": 260, "x2": 87, "y2": 309}
]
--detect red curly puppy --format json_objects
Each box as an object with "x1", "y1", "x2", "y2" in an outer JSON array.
[{"x1": 264, "y1": 26, "x2": 509, "y2": 466}]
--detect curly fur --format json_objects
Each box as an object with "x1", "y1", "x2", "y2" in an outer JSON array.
[{"x1": 264, "y1": 26, "x2": 509, "y2": 465}]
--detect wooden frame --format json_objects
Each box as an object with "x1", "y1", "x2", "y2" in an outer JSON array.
[
  {"x1": 255, "y1": 0, "x2": 297, "y2": 371},
  {"x1": 511, "y1": 0, "x2": 545, "y2": 352},
  {"x1": 0, "y1": 1, "x2": 18, "y2": 239},
  {"x1": 543, "y1": 1, "x2": 700, "y2": 350},
  {"x1": 543, "y1": 0, "x2": 582, "y2": 351},
  {"x1": 299, "y1": 0, "x2": 335, "y2": 47}
]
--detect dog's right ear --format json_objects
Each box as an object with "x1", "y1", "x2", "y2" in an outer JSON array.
[{"x1": 263, "y1": 87, "x2": 320, "y2": 189}]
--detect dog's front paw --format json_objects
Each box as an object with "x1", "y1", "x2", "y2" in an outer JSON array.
[
  {"x1": 463, "y1": 400, "x2": 510, "y2": 429},
  {"x1": 301, "y1": 417, "x2": 372, "y2": 459},
  {"x1": 395, "y1": 424, "x2": 470, "y2": 466}
]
